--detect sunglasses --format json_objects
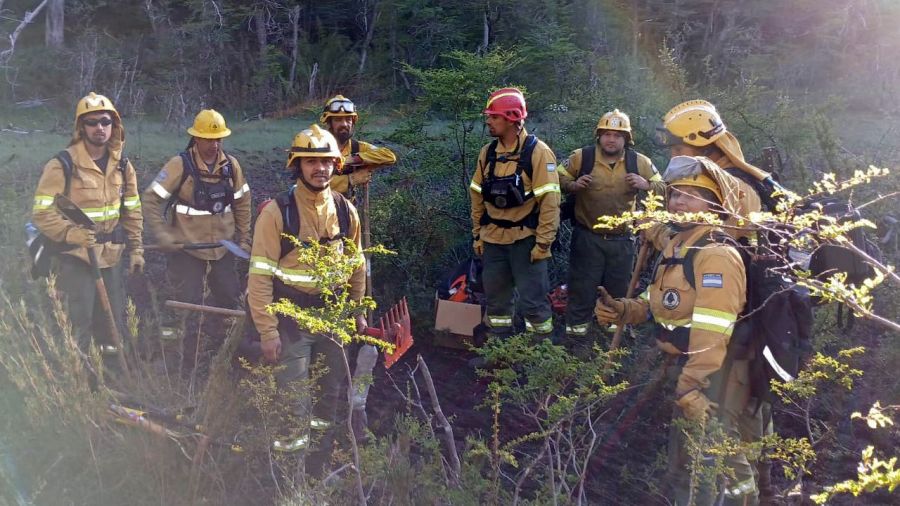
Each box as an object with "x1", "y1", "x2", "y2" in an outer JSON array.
[
  {"x1": 83, "y1": 117, "x2": 113, "y2": 127},
  {"x1": 324, "y1": 100, "x2": 355, "y2": 114}
]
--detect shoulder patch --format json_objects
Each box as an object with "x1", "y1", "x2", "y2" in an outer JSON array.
[
  {"x1": 154, "y1": 169, "x2": 168, "y2": 182},
  {"x1": 701, "y1": 273, "x2": 724, "y2": 288},
  {"x1": 546, "y1": 163, "x2": 556, "y2": 172}
]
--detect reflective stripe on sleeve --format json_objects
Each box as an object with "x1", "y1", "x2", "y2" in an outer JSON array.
[
  {"x1": 532, "y1": 183, "x2": 560, "y2": 196},
  {"x1": 248, "y1": 255, "x2": 317, "y2": 287},
  {"x1": 691, "y1": 307, "x2": 737, "y2": 336},
  {"x1": 150, "y1": 181, "x2": 171, "y2": 199},
  {"x1": 233, "y1": 183, "x2": 250, "y2": 199},
  {"x1": 123, "y1": 195, "x2": 141, "y2": 210},
  {"x1": 469, "y1": 181, "x2": 482, "y2": 193},
  {"x1": 33, "y1": 195, "x2": 55, "y2": 211}
]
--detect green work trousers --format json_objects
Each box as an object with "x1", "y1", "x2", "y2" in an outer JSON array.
[
  {"x1": 482, "y1": 235, "x2": 553, "y2": 336},
  {"x1": 565, "y1": 225, "x2": 634, "y2": 336},
  {"x1": 665, "y1": 358, "x2": 760, "y2": 506},
  {"x1": 54, "y1": 254, "x2": 126, "y2": 352},
  {"x1": 276, "y1": 315, "x2": 348, "y2": 475}
]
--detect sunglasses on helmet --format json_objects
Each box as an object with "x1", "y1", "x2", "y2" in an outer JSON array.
[
  {"x1": 83, "y1": 117, "x2": 114, "y2": 127},
  {"x1": 324, "y1": 99, "x2": 355, "y2": 114}
]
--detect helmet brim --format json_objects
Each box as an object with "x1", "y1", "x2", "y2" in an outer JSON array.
[{"x1": 187, "y1": 127, "x2": 232, "y2": 139}]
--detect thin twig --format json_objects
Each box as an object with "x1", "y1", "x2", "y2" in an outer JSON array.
[{"x1": 415, "y1": 354, "x2": 461, "y2": 486}]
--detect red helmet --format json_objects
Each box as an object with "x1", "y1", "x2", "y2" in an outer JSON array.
[{"x1": 483, "y1": 87, "x2": 527, "y2": 122}]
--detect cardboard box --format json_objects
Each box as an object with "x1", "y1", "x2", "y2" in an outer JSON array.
[{"x1": 434, "y1": 294, "x2": 483, "y2": 349}]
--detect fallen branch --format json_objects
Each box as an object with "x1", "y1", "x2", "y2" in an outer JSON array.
[{"x1": 416, "y1": 354, "x2": 461, "y2": 486}]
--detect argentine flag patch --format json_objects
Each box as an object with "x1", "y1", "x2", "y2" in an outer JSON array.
[
  {"x1": 546, "y1": 163, "x2": 556, "y2": 172},
  {"x1": 701, "y1": 273, "x2": 723, "y2": 288}
]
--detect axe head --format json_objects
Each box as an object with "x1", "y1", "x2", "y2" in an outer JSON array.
[{"x1": 54, "y1": 193, "x2": 96, "y2": 229}]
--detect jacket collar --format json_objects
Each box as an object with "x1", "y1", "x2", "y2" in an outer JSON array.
[
  {"x1": 294, "y1": 179, "x2": 331, "y2": 206},
  {"x1": 497, "y1": 128, "x2": 529, "y2": 153},
  {"x1": 189, "y1": 145, "x2": 228, "y2": 174},
  {"x1": 70, "y1": 140, "x2": 113, "y2": 173}
]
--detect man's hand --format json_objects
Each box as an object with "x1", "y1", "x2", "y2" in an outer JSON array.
[
  {"x1": 261, "y1": 335, "x2": 282, "y2": 363},
  {"x1": 128, "y1": 253, "x2": 145, "y2": 274},
  {"x1": 473, "y1": 239, "x2": 484, "y2": 257},
  {"x1": 155, "y1": 230, "x2": 179, "y2": 252},
  {"x1": 530, "y1": 243, "x2": 551, "y2": 263},
  {"x1": 624, "y1": 173, "x2": 650, "y2": 190},
  {"x1": 594, "y1": 286, "x2": 625, "y2": 323},
  {"x1": 239, "y1": 239, "x2": 252, "y2": 255},
  {"x1": 66, "y1": 227, "x2": 96, "y2": 248},
  {"x1": 568, "y1": 174, "x2": 593, "y2": 192},
  {"x1": 345, "y1": 154, "x2": 364, "y2": 167},
  {"x1": 349, "y1": 168, "x2": 373, "y2": 186},
  {"x1": 676, "y1": 390, "x2": 718, "y2": 423},
  {"x1": 356, "y1": 314, "x2": 368, "y2": 333}
]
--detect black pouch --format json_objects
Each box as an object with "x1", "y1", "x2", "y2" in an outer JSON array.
[{"x1": 484, "y1": 174, "x2": 526, "y2": 209}]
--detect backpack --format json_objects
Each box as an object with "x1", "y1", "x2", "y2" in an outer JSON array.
[
  {"x1": 27, "y1": 151, "x2": 128, "y2": 279},
  {"x1": 163, "y1": 151, "x2": 236, "y2": 220},
  {"x1": 677, "y1": 232, "x2": 814, "y2": 407},
  {"x1": 272, "y1": 187, "x2": 351, "y2": 259},
  {"x1": 560, "y1": 146, "x2": 639, "y2": 223},
  {"x1": 479, "y1": 135, "x2": 542, "y2": 229}
]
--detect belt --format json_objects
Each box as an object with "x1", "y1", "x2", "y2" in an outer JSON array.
[{"x1": 575, "y1": 222, "x2": 632, "y2": 240}]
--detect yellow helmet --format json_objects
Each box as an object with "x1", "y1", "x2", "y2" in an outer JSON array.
[
  {"x1": 320, "y1": 95, "x2": 358, "y2": 124},
  {"x1": 657, "y1": 99, "x2": 726, "y2": 147},
  {"x1": 597, "y1": 109, "x2": 631, "y2": 132},
  {"x1": 286, "y1": 124, "x2": 343, "y2": 170},
  {"x1": 187, "y1": 109, "x2": 231, "y2": 139},
  {"x1": 74, "y1": 92, "x2": 121, "y2": 124}
]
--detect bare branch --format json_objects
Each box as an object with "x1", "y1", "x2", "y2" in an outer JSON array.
[{"x1": 0, "y1": 0, "x2": 50, "y2": 65}]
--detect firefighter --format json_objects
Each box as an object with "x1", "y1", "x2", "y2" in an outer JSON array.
[
  {"x1": 656, "y1": 99, "x2": 779, "y2": 501},
  {"x1": 31, "y1": 92, "x2": 143, "y2": 354},
  {"x1": 320, "y1": 95, "x2": 397, "y2": 199},
  {"x1": 142, "y1": 109, "x2": 252, "y2": 372},
  {"x1": 469, "y1": 88, "x2": 560, "y2": 342},
  {"x1": 594, "y1": 156, "x2": 758, "y2": 505},
  {"x1": 248, "y1": 124, "x2": 366, "y2": 475},
  {"x1": 557, "y1": 109, "x2": 664, "y2": 342}
]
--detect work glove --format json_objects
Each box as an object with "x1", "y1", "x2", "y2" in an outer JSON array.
[
  {"x1": 260, "y1": 334, "x2": 282, "y2": 363},
  {"x1": 594, "y1": 286, "x2": 625, "y2": 323},
  {"x1": 239, "y1": 239, "x2": 252, "y2": 255},
  {"x1": 473, "y1": 239, "x2": 484, "y2": 257},
  {"x1": 530, "y1": 243, "x2": 551, "y2": 263},
  {"x1": 349, "y1": 168, "x2": 373, "y2": 186},
  {"x1": 66, "y1": 227, "x2": 96, "y2": 248},
  {"x1": 676, "y1": 390, "x2": 718, "y2": 423},
  {"x1": 128, "y1": 253, "x2": 145, "y2": 274},
  {"x1": 154, "y1": 229, "x2": 179, "y2": 252}
]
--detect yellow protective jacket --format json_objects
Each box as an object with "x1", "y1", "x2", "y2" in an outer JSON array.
[
  {"x1": 469, "y1": 129, "x2": 561, "y2": 245},
  {"x1": 143, "y1": 147, "x2": 252, "y2": 261},
  {"x1": 32, "y1": 140, "x2": 143, "y2": 268},
  {"x1": 330, "y1": 139, "x2": 397, "y2": 197},
  {"x1": 619, "y1": 225, "x2": 746, "y2": 396},
  {"x1": 558, "y1": 146, "x2": 664, "y2": 233},
  {"x1": 247, "y1": 183, "x2": 365, "y2": 342}
]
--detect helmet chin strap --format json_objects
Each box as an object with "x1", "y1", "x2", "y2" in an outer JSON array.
[{"x1": 297, "y1": 170, "x2": 328, "y2": 193}]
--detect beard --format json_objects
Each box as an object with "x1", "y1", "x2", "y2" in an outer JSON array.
[
  {"x1": 601, "y1": 146, "x2": 623, "y2": 158},
  {"x1": 333, "y1": 128, "x2": 353, "y2": 145}
]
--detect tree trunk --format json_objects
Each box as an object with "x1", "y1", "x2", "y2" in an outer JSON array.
[
  {"x1": 288, "y1": 5, "x2": 301, "y2": 91},
  {"x1": 254, "y1": 8, "x2": 268, "y2": 104},
  {"x1": 0, "y1": 0, "x2": 50, "y2": 65},
  {"x1": 308, "y1": 62, "x2": 318, "y2": 99},
  {"x1": 45, "y1": 0, "x2": 64, "y2": 48},
  {"x1": 358, "y1": 0, "x2": 379, "y2": 76}
]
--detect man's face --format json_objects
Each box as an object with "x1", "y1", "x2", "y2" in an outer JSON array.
[
  {"x1": 328, "y1": 116, "x2": 355, "y2": 144},
  {"x1": 80, "y1": 112, "x2": 114, "y2": 147},
  {"x1": 667, "y1": 185, "x2": 713, "y2": 214},
  {"x1": 599, "y1": 130, "x2": 626, "y2": 157},
  {"x1": 485, "y1": 114, "x2": 514, "y2": 138},
  {"x1": 194, "y1": 137, "x2": 222, "y2": 161},
  {"x1": 669, "y1": 143, "x2": 703, "y2": 158},
  {"x1": 299, "y1": 157, "x2": 335, "y2": 190}
]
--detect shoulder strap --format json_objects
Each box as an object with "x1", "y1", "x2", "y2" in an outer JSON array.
[
  {"x1": 350, "y1": 139, "x2": 360, "y2": 156},
  {"x1": 174, "y1": 151, "x2": 197, "y2": 200},
  {"x1": 220, "y1": 151, "x2": 235, "y2": 182},
  {"x1": 518, "y1": 134, "x2": 538, "y2": 179},
  {"x1": 55, "y1": 151, "x2": 74, "y2": 197},
  {"x1": 624, "y1": 148, "x2": 638, "y2": 175},
  {"x1": 485, "y1": 140, "x2": 500, "y2": 180},
  {"x1": 275, "y1": 189, "x2": 300, "y2": 260},
  {"x1": 580, "y1": 145, "x2": 596, "y2": 176},
  {"x1": 682, "y1": 232, "x2": 737, "y2": 289},
  {"x1": 332, "y1": 192, "x2": 351, "y2": 238}
]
